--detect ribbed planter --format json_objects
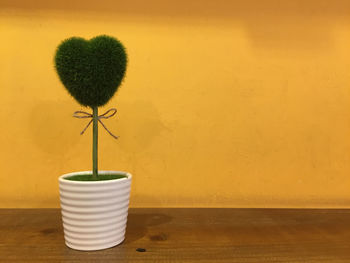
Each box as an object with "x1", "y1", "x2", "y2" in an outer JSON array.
[{"x1": 58, "y1": 170, "x2": 132, "y2": 251}]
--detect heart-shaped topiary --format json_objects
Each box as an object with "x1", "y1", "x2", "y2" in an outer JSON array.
[{"x1": 54, "y1": 35, "x2": 127, "y2": 108}]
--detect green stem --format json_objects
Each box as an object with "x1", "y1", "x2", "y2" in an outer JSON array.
[{"x1": 92, "y1": 107, "x2": 98, "y2": 179}]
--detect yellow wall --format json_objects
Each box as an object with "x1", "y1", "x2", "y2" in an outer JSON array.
[{"x1": 1, "y1": 0, "x2": 350, "y2": 208}]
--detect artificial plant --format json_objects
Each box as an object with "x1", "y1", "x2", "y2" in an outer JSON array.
[{"x1": 54, "y1": 35, "x2": 127, "y2": 179}]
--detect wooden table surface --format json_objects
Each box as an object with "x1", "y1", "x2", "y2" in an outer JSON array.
[{"x1": 1, "y1": 208, "x2": 350, "y2": 262}]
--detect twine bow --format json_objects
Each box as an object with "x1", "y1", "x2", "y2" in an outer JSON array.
[{"x1": 73, "y1": 108, "x2": 119, "y2": 139}]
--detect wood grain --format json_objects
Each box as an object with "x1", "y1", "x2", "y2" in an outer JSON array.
[{"x1": 1, "y1": 208, "x2": 350, "y2": 262}]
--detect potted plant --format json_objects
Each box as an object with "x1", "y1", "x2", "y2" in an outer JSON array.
[{"x1": 54, "y1": 35, "x2": 131, "y2": 251}]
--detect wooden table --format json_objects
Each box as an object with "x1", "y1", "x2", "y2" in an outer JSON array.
[{"x1": 1, "y1": 208, "x2": 350, "y2": 262}]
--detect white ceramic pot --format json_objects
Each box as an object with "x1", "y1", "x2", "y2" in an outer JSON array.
[{"x1": 58, "y1": 170, "x2": 132, "y2": 251}]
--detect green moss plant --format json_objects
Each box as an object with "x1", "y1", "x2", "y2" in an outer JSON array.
[
  {"x1": 65, "y1": 173, "x2": 126, "y2": 181},
  {"x1": 54, "y1": 35, "x2": 127, "y2": 180}
]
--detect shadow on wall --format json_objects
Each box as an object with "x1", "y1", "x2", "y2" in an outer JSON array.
[
  {"x1": 116, "y1": 100, "x2": 170, "y2": 153},
  {"x1": 28, "y1": 100, "x2": 82, "y2": 156},
  {"x1": 2, "y1": 0, "x2": 350, "y2": 52}
]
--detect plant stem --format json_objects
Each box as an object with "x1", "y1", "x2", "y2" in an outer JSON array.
[{"x1": 92, "y1": 107, "x2": 98, "y2": 179}]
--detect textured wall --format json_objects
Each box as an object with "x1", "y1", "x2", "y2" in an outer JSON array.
[{"x1": 0, "y1": 0, "x2": 350, "y2": 207}]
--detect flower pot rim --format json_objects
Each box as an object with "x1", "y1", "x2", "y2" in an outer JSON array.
[{"x1": 59, "y1": 170, "x2": 132, "y2": 185}]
